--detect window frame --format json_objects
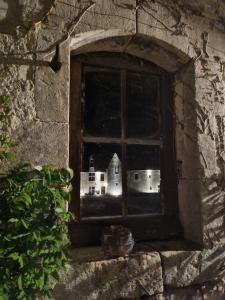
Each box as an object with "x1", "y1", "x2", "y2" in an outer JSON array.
[{"x1": 69, "y1": 53, "x2": 182, "y2": 246}]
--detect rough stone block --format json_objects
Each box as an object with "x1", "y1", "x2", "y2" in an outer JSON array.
[
  {"x1": 70, "y1": 246, "x2": 105, "y2": 264},
  {"x1": 0, "y1": 64, "x2": 36, "y2": 129},
  {"x1": 201, "y1": 190, "x2": 225, "y2": 247},
  {"x1": 53, "y1": 252, "x2": 163, "y2": 300},
  {"x1": 0, "y1": 0, "x2": 54, "y2": 35},
  {"x1": 14, "y1": 121, "x2": 69, "y2": 168},
  {"x1": 164, "y1": 287, "x2": 201, "y2": 300},
  {"x1": 146, "y1": 294, "x2": 165, "y2": 300},
  {"x1": 71, "y1": 33, "x2": 134, "y2": 56},
  {"x1": 195, "y1": 245, "x2": 225, "y2": 284},
  {"x1": 178, "y1": 179, "x2": 203, "y2": 244},
  {"x1": 74, "y1": 0, "x2": 136, "y2": 35},
  {"x1": 35, "y1": 40, "x2": 70, "y2": 123},
  {"x1": 124, "y1": 35, "x2": 188, "y2": 73},
  {"x1": 137, "y1": 2, "x2": 191, "y2": 64},
  {"x1": 161, "y1": 250, "x2": 201, "y2": 288},
  {"x1": 201, "y1": 177, "x2": 225, "y2": 248},
  {"x1": 202, "y1": 287, "x2": 225, "y2": 300}
]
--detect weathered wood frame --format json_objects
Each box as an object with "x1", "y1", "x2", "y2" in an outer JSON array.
[{"x1": 69, "y1": 53, "x2": 182, "y2": 246}]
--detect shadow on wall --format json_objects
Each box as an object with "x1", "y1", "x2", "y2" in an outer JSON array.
[
  {"x1": 161, "y1": 247, "x2": 225, "y2": 288},
  {"x1": 202, "y1": 188, "x2": 225, "y2": 247},
  {"x1": 0, "y1": 0, "x2": 54, "y2": 34},
  {"x1": 53, "y1": 253, "x2": 162, "y2": 299}
]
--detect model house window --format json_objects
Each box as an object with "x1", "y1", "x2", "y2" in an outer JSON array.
[
  {"x1": 88, "y1": 172, "x2": 95, "y2": 181},
  {"x1": 89, "y1": 186, "x2": 95, "y2": 195},
  {"x1": 115, "y1": 166, "x2": 119, "y2": 174},
  {"x1": 134, "y1": 173, "x2": 139, "y2": 181},
  {"x1": 70, "y1": 53, "x2": 180, "y2": 245},
  {"x1": 101, "y1": 186, "x2": 106, "y2": 195}
]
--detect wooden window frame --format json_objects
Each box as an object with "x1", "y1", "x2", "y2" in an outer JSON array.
[{"x1": 69, "y1": 53, "x2": 182, "y2": 246}]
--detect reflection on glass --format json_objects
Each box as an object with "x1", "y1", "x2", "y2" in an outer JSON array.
[
  {"x1": 127, "y1": 72, "x2": 159, "y2": 138},
  {"x1": 127, "y1": 145, "x2": 161, "y2": 215},
  {"x1": 80, "y1": 143, "x2": 122, "y2": 218},
  {"x1": 84, "y1": 70, "x2": 121, "y2": 137}
]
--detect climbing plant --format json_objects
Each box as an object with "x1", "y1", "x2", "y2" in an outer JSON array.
[
  {"x1": 0, "y1": 165, "x2": 73, "y2": 299},
  {"x1": 0, "y1": 95, "x2": 74, "y2": 299}
]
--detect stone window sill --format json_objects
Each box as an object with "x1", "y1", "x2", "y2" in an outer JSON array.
[
  {"x1": 54, "y1": 241, "x2": 225, "y2": 300},
  {"x1": 70, "y1": 240, "x2": 201, "y2": 264},
  {"x1": 54, "y1": 240, "x2": 212, "y2": 299}
]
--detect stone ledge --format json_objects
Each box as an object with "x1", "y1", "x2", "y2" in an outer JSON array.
[
  {"x1": 52, "y1": 241, "x2": 225, "y2": 299},
  {"x1": 53, "y1": 251, "x2": 163, "y2": 300},
  {"x1": 69, "y1": 240, "x2": 199, "y2": 263},
  {"x1": 160, "y1": 244, "x2": 225, "y2": 288},
  {"x1": 161, "y1": 250, "x2": 202, "y2": 288}
]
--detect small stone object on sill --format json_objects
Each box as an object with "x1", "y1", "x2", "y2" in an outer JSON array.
[{"x1": 101, "y1": 225, "x2": 135, "y2": 258}]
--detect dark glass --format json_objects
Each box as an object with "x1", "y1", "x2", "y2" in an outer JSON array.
[
  {"x1": 126, "y1": 72, "x2": 159, "y2": 138},
  {"x1": 127, "y1": 145, "x2": 161, "y2": 215},
  {"x1": 80, "y1": 143, "x2": 122, "y2": 218},
  {"x1": 84, "y1": 70, "x2": 121, "y2": 137}
]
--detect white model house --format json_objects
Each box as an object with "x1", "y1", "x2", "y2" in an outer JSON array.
[{"x1": 80, "y1": 153, "x2": 160, "y2": 197}]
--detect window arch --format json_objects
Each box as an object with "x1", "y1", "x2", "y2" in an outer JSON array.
[{"x1": 69, "y1": 53, "x2": 182, "y2": 246}]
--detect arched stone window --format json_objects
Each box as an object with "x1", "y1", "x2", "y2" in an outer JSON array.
[{"x1": 69, "y1": 52, "x2": 182, "y2": 245}]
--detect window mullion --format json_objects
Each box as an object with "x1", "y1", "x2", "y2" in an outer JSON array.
[{"x1": 121, "y1": 70, "x2": 127, "y2": 217}]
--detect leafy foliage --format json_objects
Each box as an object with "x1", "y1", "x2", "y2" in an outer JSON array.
[
  {"x1": 0, "y1": 165, "x2": 73, "y2": 299},
  {"x1": 0, "y1": 95, "x2": 14, "y2": 162}
]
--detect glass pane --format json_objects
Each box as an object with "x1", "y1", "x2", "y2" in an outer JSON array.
[
  {"x1": 127, "y1": 145, "x2": 161, "y2": 215},
  {"x1": 84, "y1": 70, "x2": 121, "y2": 137},
  {"x1": 80, "y1": 143, "x2": 122, "y2": 218},
  {"x1": 126, "y1": 72, "x2": 159, "y2": 138}
]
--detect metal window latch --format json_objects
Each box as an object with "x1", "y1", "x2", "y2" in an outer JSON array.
[{"x1": 176, "y1": 160, "x2": 183, "y2": 180}]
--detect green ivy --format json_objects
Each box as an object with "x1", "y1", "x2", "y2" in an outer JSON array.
[{"x1": 0, "y1": 164, "x2": 73, "y2": 299}]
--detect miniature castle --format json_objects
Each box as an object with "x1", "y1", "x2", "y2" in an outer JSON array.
[{"x1": 80, "y1": 153, "x2": 160, "y2": 197}]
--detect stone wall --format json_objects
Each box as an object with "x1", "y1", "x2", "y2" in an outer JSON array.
[
  {"x1": 53, "y1": 242, "x2": 225, "y2": 300},
  {"x1": 0, "y1": 0, "x2": 225, "y2": 299}
]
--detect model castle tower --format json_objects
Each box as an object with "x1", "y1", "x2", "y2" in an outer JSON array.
[{"x1": 107, "y1": 153, "x2": 122, "y2": 196}]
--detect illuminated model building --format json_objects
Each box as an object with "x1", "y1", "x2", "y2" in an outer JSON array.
[{"x1": 80, "y1": 154, "x2": 160, "y2": 197}]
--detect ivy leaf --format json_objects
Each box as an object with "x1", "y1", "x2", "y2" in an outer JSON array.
[
  {"x1": 17, "y1": 275, "x2": 22, "y2": 290},
  {"x1": 66, "y1": 168, "x2": 74, "y2": 181},
  {"x1": 55, "y1": 207, "x2": 63, "y2": 214},
  {"x1": 50, "y1": 271, "x2": 60, "y2": 282},
  {"x1": 0, "y1": 293, "x2": 9, "y2": 300},
  {"x1": 38, "y1": 273, "x2": 45, "y2": 289},
  {"x1": 21, "y1": 219, "x2": 29, "y2": 229},
  {"x1": 34, "y1": 166, "x2": 42, "y2": 171},
  {"x1": 21, "y1": 193, "x2": 32, "y2": 207},
  {"x1": 8, "y1": 252, "x2": 19, "y2": 261},
  {"x1": 8, "y1": 218, "x2": 19, "y2": 223},
  {"x1": 18, "y1": 256, "x2": 24, "y2": 268}
]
